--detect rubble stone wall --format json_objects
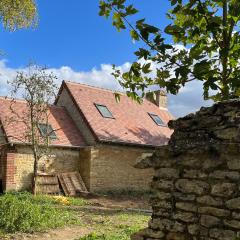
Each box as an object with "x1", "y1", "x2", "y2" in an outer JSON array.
[{"x1": 133, "y1": 100, "x2": 240, "y2": 240}]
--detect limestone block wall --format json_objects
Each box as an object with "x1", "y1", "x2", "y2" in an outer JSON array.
[
  {"x1": 13, "y1": 146, "x2": 82, "y2": 191},
  {"x1": 79, "y1": 147, "x2": 91, "y2": 190},
  {"x1": 133, "y1": 100, "x2": 240, "y2": 240},
  {"x1": 89, "y1": 144, "x2": 154, "y2": 192}
]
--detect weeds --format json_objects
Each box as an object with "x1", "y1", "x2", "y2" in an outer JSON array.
[
  {"x1": 78, "y1": 226, "x2": 138, "y2": 240},
  {"x1": 0, "y1": 192, "x2": 79, "y2": 233}
]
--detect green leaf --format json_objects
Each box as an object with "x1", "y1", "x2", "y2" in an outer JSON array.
[
  {"x1": 142, "y1": 63, "x2": 152, "y2": 74},
  {"x1": 114, "y1": 92, "x2": 121, "y2": 103},
  {"x1": 135, "y1": 48, "x2": 150, "y2": 60},
  {"x1": 130, "y1": 30, "x2": 139, "y2": 41},
  {"x1": 164, "y1": 24, "x2": 182, "y2": 35}
]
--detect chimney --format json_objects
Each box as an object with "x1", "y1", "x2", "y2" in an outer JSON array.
[{"x1": 146, "y1": 90, "x2": 167, "y2": 109}]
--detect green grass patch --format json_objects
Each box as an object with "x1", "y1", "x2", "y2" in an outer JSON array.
[
  {"x1": 77, "y1": 212, "x2": 148, "y2": 240},
  {"x1": 67, "y1": 196, "x2": 89, "y2": 206},
  {"x1": 79, "y1": 226, "x2": 138, "y2": 240},
  {"x1": 0, "y1": 192, "x2": 79, "y2": 233}
]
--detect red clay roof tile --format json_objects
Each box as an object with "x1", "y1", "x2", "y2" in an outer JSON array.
[
  {"x1": 0, "y1": 97, "x2": 85, "y2": 147},
  {"x1": 63, "y1": 81, "x2": 174, "y2": 147}
]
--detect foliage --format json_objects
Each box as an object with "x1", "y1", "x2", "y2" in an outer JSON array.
[
  {"x1": 0, "y1": 0, "x2": 37, "y2": 31},
  {"x1": 99, "y1": 0, "x2": 240, "y2": 101},
  {"x1": 7, "y1": 191, "x2": 89, "y2": 206},
  {"x1": 79, "y1": 224, "x2": 140, "y2": 240},
  {"x1": 0, "y1": 192, "x2": 78, "y2": 233},
  {"x1": 0, "y1": 192, "x2": 148, "y2": 238},
  {"x1": 8, "y1": 64, "x2": 58, "y2": 194}
]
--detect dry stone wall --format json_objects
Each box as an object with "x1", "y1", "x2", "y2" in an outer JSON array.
[{"x1": 133, "y1": 100, "x2": 240, "y2": 240}]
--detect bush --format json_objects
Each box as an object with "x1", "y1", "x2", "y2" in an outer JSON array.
[{"x1": 0, "y1": 192, "x2": 77, "y2": 233}]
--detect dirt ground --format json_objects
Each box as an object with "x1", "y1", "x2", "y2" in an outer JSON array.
[
  {"x1": 4, "y1": 195, "x2": 151, "y2": 240},
  {"x1": 87, "y1": 193, "x2": 151, "y2": 210},
  {"x1": 8, "y1": 226, "x2": 91, "y2": 240}
]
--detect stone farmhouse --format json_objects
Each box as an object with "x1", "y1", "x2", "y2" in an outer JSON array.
[{"x1": 0, "y1": 81, "x2": 173, "y2": 193}]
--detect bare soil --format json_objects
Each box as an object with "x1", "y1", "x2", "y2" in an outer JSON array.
[
  {"x1": 8, "y1": 226, "x2": 91, "y2": 240},
  {"x1": 87, "y1": 194, "x2": 151, "y2": 210}
]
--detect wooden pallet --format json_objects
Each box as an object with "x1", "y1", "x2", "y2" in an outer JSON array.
[
  {"x1": 36, "y1": 174, "x2": 60, "y2": 195},
  {"x1": 58, "y1": 171, "x2": 88, "y2": 197}
]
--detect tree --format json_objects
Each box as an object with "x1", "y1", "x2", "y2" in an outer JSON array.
[
  {"x1": 99, "y1": 0, "x2": 240, "y2": 102},
  {"x1": 8, "y1": 65, "x2": 57, "y2": 194},
  {"x1": 0, "y1": 0, "x2": 37, "y2": 31}
]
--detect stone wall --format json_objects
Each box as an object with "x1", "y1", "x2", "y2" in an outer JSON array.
[
  {"x1": 79, "y1": 147, "x2": 92, "y2": 190},
  {"x1": 89, "y1": 144, "x2": 154, "y2": 192},
  {"x1": 133, "y1": 100, "x2": 240, "y2": 240},
  {"x1": 9, "y1": 146, "x2": 82, "y2": 191}
]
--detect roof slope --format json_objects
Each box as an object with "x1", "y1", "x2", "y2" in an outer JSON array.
[
  {"x1": 60, "y1": 81, "x2": 173, "y2": 147},
  {"x1": 0, "y1": 97, "x2": 85, "y2": 147}
]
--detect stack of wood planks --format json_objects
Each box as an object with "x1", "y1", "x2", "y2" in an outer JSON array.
[
  {"x1": 58, "y1": 171, "x2": 89, "y2": 197},
  {"x1": 35, "y1": 171, "x2": 89, "y2": 196}
]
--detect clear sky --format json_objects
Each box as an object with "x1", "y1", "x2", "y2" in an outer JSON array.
[{"x1": 0, "y1": 0, "x2": 210, "y2": 117}]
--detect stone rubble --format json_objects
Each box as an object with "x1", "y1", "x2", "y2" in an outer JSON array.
[{"x1": 132, "y1": 100, "x2": 240, "y2": 240}]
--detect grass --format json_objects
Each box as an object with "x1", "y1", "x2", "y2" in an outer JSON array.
[
  {"x1": 77, "y1": 211, "x2": 149, "y2": 240},
  {"x1": 7, "y1": 191, "x2": 88, "y2": 206},
  {"x1": 0, "y1": 191, "x2": 149, "y2": 240},
  {"x1": 0, "y1": 192, "x2": 83, "y2": 234}
]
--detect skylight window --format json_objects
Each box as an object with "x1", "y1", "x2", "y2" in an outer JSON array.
[
  {"x1": 38, "y1": 123, "x2": 57, "y2": 140},
  {"x1": 95, "y1": 104, "x2": 114, "y2": 118},
  {"x1": 148, "y1": 113, "x2": 165, "y2": 126}
]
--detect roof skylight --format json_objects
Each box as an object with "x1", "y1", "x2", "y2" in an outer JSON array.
[
  {"x1": 95, "y1": 104, "x2": 114, "y2": 118},
  {"x1": 38, "y1": 123, "x2": 57, "y2": 140},
  {"x1": 148, "y1": 113, "x2": 165, "y2": 126}
]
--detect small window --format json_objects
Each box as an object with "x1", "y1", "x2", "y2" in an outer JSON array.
[
  {"x1": 95, "y1": 104, "x2": 114, "y2": 118},
  {"x1": 38, "y1": 123, "x2": 57, "y2": 140},
  {"x1": 148, "y1": 113, "x2": 165, "y2": 126}
]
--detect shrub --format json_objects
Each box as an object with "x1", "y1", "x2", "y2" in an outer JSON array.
[{"x1": 0, "y1": 192, "x2": 77, "y2": 233}]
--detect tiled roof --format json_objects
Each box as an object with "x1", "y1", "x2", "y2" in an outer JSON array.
[
  {"x1": 60, "y1": 81, "x2": 174, "y2": 147},
  {"x1": 0, "y1": 97, "x2": 85, "y2": 147}
]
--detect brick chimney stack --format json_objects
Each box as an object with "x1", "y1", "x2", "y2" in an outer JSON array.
[{"x1": 146, "y1": 90, "x2": 167, "y2": 109}]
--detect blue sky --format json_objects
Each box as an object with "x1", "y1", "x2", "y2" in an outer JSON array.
[
  {"x1": 0, "y1": 1, "x2": 171, "y2": 69},
  {"x1": 0, "y1": 0, "x2": 210, "y2": 117}
]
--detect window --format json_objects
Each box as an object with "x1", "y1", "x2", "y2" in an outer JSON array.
[
  {"x1": 148, "y1": 113, "x2": 165, "y2": 126},
  {"x1": 95, "y1": 104, "x2": 114, "y2": 118},
  {"x1": 38, "y1": 123, "x2": 57, "y2": 140}
]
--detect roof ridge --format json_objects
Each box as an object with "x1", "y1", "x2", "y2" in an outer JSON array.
[
  {"x1": 0, "y1": 96, "x2": 62, "y2": 108},
  {"x1": 64, "y1": 81, "x2": 168, "y2": 107},
  {"x1": 64, "y1": 80, "x2": 125, "y2": 95},
  {"x1": 0, "y1": 96, "x2": 26, "y2": 103}
]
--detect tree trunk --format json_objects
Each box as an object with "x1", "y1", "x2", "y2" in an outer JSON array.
[{"x1": 32, "y1": 147, "x2": 38, "y2": 195}]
